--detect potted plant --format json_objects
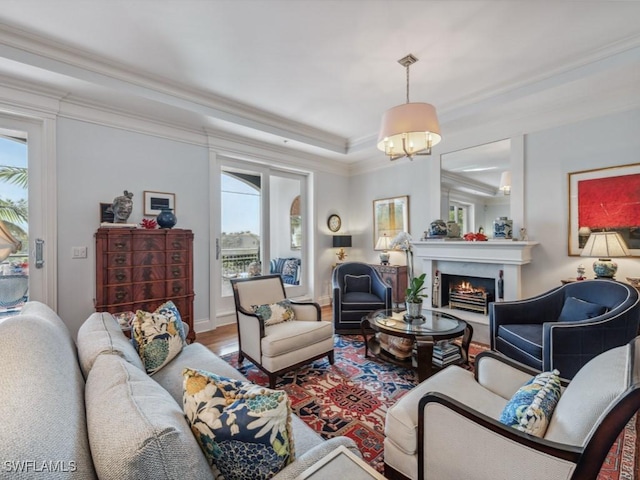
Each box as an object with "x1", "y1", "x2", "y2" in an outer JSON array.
[{"x1": 405, "y1": 273, "x2": 428, "y2": 319}]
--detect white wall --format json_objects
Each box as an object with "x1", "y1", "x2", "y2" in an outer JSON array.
[
  {"x1": 56, "y1": 118, "x2": 210, "y2": 336},
  {"x1": 348, "y1": 107, "x2": 640, "y2": 299}
]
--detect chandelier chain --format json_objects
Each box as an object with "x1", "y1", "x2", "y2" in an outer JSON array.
[{"x1": 406, "y1": 63, "x2": 410, "y2": 104}]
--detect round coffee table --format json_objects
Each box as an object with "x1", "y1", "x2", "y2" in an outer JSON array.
[{"x1": 360, "y1": 309, "x2": 473, "y2": 381}]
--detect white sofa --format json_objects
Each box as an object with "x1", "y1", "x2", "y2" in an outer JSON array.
[{"x1": 0, "y1": 302, "x2": 357, "y2": 479}]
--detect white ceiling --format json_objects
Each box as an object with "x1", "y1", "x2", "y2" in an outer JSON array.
[{"x1": 0, "y1": 1, "x2": 639, "y2": 166}]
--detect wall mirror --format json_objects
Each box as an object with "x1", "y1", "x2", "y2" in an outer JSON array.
[
  {"x1": 290, "y1": 195, "x2": 301, "y2": 249},
  {"x1": 440, "y1": 139, "x2": 512, "y2": 237}
]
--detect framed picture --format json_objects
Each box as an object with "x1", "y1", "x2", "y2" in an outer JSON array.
[
  {"x1": 373, "y1": 195, "x2": 409, "y2": 248},
  {"x1": 568, "y1": 163, "x2": 640, "y2": 256},
  {"x1": 100, "y1": 202, "x2": 114, "y2": 223},
  {"x1": 143, "y1": 191, "x2": 175, "y2": 216}
]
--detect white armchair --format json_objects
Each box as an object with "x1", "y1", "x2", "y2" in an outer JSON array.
[
  {"x1": 230, "y1": 274, "x2": 334, "y2": 388},
  {"x1": 384, "y1": 336, "x2": 640, "y2": 480}
]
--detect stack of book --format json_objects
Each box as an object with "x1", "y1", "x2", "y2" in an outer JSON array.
[{"x1": 432, "y1": 341, "x2": 461, "y2": 367}]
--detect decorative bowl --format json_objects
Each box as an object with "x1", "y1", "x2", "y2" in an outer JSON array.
[{"x1": 626, "y1": 277, "x2": 640, "y2": 288}]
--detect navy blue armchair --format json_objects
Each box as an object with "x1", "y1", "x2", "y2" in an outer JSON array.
[
  {"x1": 490, "y1": 279, "x2": 640, "y2": 379},
  {"x1": 332, "y1": 262, "x2": 392, "y2": 333}
]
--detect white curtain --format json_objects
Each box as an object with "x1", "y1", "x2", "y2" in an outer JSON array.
[{"x1": 0, "y1": 220, "x2": 21, "y2": 262}]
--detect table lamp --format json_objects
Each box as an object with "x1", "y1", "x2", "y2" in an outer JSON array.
[
  {"x1": 375, "y1": 234, "x2": 392, "y2": 265},
  {"x1": 580, "y1": 231, "x2": 630, "y2": 278},
  {"x1": 333, "y1": 235, "x2": 352, "y2": 262}
]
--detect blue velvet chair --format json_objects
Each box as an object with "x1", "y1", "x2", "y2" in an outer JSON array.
[
  {"x1": 332, "y1": 262, "x2": 392, "y2": 333},
  {"x1": 490, "y1": 279, "x2": 640, "y2": 379}
]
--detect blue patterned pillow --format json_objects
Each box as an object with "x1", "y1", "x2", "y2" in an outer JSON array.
[
  {"x1": 252, "y1": 300, "x2": 295, "y2": 326},
  {"x1": 499, "y1": 369, "x2": 562, "y2": 437},
  {"x1": 132, "y1": 301, "x2": 186, "y2": 375},
  {"x1": 182, "y1": 369, "x2": 294, "y2": 480}
]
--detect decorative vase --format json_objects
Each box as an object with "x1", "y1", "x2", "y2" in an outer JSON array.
[
  {"x1": 405, "y1": 300, "x2": 423, "y2": 320},
  {"x1": 429, "y1": 219, "x2": 447, "y2": 237},
  {"x1": 446, "y1": 221, "x2": 460, "y2": 238},
  {"x1": 493, "y1": 216, "x2": 513, "y2": 239},
  {"x1": 156, "y1": 208, "x2": 177, "y2": 229}
]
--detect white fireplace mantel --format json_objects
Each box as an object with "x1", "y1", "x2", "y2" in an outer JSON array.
[{"x1": 413, "y1": 240, "x2": 540, "y2": 305}]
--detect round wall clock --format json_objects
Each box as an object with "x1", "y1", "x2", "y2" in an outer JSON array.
[{"x1": 327, "y1": 214, "x2": 341, "y2": 232}]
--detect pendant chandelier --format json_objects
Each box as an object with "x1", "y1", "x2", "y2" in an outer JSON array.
[{"x1": 377, "y1": 54, "x2": 441, "y2": 161}]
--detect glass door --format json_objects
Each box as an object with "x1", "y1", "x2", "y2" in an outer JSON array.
[{"x1": 213, "y1": 158, "x2": 309, "y2": 321}]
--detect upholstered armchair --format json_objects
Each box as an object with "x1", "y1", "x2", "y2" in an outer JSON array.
[
  {"x1": 230, "y1": 274, "x2": 334, "y2": 388},
  {"x1": 332, "y1": 262, "x2": 392, "y2": 333},
  {"x1": 490, "y1": 279, "x2": 640, "y2": 379},
  {"x1": 384, "y1": 336, "x2": 640, "y2": 480}
]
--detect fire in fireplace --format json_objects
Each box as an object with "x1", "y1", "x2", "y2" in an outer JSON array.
[{"x1": 439, "y1": 274, "x2": 495, "y2": 315}]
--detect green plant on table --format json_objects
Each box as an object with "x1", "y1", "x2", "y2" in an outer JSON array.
[{"x1": 405, "y1": 273, "x2": 428, "y2": 303}]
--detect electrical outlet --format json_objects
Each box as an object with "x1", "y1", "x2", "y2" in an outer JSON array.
[{"x1": 72, "y1": 246, "x2": 87, "y2": 259}]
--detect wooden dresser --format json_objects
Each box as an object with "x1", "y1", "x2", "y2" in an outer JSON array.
[
  {"x1": 371, "y1": 264, "x2": 408, "y2": 306},
  {"x1": 95, "y1": 228, "x2": 195, "y2": 342}
]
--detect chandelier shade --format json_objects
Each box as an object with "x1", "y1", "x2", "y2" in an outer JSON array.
[{"x1": 377, "y1": 54, "x2": 441, "y2": 161}]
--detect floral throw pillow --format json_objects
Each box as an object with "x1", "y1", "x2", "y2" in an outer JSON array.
[
  {"x1": 252, "y1": 300, "x2": 296, "y2": 326},
  {"x1": 499, "y1": 369, "x2": 562, "y2": 437},
  {"x1": 182, "y1": 369, "x2": 294, "y2": 480},
  {"x1": 132, "y1": 301, "x2": 186, "y2": 375},
  {"x1": 282, "y1": 259, "x2": 298, "y2": 277}
]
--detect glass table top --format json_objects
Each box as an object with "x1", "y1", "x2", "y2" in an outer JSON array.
[{"x1": 367, "y1": 309, "x2": 464, "y2": 335}]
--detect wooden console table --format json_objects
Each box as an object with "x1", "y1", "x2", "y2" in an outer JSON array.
[{"x1": 370, "y1": 264, "x2": 407, "y2": 307}]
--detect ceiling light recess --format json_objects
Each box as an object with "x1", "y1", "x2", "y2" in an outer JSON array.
[{"x1": 377, "y1": 54, "x2": 441, "y2": 161}]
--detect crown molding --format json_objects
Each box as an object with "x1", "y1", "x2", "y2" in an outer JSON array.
[{"x1": 0, "y1": 23, "x2": 349, "y2": 154}]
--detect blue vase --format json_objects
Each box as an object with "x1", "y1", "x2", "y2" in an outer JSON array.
[{"x1": 156, "y1": 208, "x2": 177, "y2": 229}]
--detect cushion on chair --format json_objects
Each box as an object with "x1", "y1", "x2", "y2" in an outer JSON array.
[
  {"x1": 252, "y1": 300, "x2": 296, "y2": 326},
  {"x1": 340, "y1": 292, "x2": 386, "y2": 311},
  {"x1": 497, "y1": 324, "x2": 543, "y2": 360},
  {"x1": 261, "y1": 320, "x2": 333, "y2": 357},
  {"x1": 344, "y1": 274, "x2": 371, "y2": 293},
  {"x1": 183, "y1": 369, "x2": 294, "y2": 479},
  {"x1": 557, "y1": 296, "x2": 607, "y2": 322},
  {"x1": 499, "y1": 369, "x2": 562, "y2": 437},
  {"x1": 282, "y1": 259, "x2": 298, "y2": 277}
]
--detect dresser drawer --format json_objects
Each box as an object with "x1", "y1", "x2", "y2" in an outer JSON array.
[
  {"x1": 133, "y1": 281, "x2": 166, "y2": 301},
  {"x1": 166, "y1": 251, "x2": 187, "y2": 264},
  {"x1": 167, "y1": 264, "x2": 186, "y2": 279},
  {"x1": 132, "y1": 235, "x2": 164, "y2": 251},
  {"x1": 133, "y1": 251, "x2": 165, "y2": 266},
  {"x1": 167, "y1": 234, "x2": 189, "y2": 250},
  {"x1": 132, "y1": 265, "x2": 165, "y2": 282},
  {"x1": 108, "y1": 236, "x2": 131, "y2": 252},
  {"x1": 107, "y1": 252, "x2": 132, "y2": 268},
  {"x1": 167, "y1": 280, "x2": 188, "y2": 296},
  {"x1": 108, "y1": 267, "x2": 132, "y2": 284},
  {"x1": 107, "y1": 285, "x2": 132, "y2": 304}
]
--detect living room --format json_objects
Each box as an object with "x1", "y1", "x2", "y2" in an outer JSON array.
[{"x1": 1, "y1": 2, "x2": 640, "y2": 479}]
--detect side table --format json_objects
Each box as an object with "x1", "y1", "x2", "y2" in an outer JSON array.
[
  {"x1": 370, "y1": 264, "x2": 407, "y2": 308},
  {"x1": 296, "y1": 445, "x2": 386, "y2": 479}
]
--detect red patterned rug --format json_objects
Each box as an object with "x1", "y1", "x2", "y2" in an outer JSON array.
[{"x1": 221, "y1": 335, "x2": 637, "y2": 478}]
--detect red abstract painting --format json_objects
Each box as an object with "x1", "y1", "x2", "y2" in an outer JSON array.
[{"x1": 578, "y1": 173, "x2": 640, "y2": 228}]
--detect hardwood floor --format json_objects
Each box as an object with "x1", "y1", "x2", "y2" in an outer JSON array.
[{"x1": 196, "y1": 305, "x2": 333, "y2": 356}]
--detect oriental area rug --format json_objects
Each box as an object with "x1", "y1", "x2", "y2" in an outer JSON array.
[{"x1": 221, "y1": 335, "x2": 637, "y2": 479}]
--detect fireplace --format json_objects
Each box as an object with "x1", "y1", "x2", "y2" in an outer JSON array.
[{"x1": 439, "y1": 274, "x2": 496, "y2": 315}]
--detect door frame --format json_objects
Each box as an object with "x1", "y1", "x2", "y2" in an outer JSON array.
[{"x1": 0, "y1": 110, "x2": 57, "y2": 309}]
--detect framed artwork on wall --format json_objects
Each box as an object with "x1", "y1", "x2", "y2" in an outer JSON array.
[
  {"x1": 373, "y1": 195, "x2": 409, "y2": 248},
  {"x1": 143, "y1": 191, "x2": 175, "y2": 216},
  {"x1": 99, "y1": 203, "x2": 114, "y2": 223},
  {"x1": 568, "y1": 163, "x2": 640, "y2": 256}
]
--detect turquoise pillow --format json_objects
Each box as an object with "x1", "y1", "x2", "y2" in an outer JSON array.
[
  {"x1": 182, "y1": 369, "x2": 294, "y2": 480},
  {"x1": 499, "y1": 369, "x2": 562, "y2": 437},
  {"x1": 558, "y1": 297, "x2": 607, "y2": 322},
  {"x1": 252, "y1": 300, "x2": 295, "y2": 326}
]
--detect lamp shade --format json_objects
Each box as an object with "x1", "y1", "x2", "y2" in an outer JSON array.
[
  {"x1": 499, "y1": 171, "x2": 512, "y2": 194},
  {"x1": 580, "y1": 231, "x2": 630, "y2": 258},
  {"x1": 375, "y1": 234, "x2": 392, "y2": 251},
  {"x1": 332, "y1": 235, "x2": 352, "y2": 248},
  {"x1": 580, "y1": 231, "x2": 630, "y2": 278},
  {"x1": 0, "y1": 220, "x2": 21, "y2": 262},
  {"x1": 376, "y1": 103, "x2": 441, "y2": 154}
]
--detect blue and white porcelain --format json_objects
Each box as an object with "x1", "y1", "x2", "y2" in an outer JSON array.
[{"x1": 493, "y1": 217, "x2": 513, "y2": 239}]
